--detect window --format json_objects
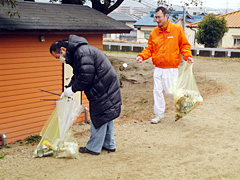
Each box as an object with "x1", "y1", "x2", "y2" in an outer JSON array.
[
  {"x1": 234, "y1": 38, "x2": 240, "y2": 46},
  {"x1": 144, "y1": 32, "x2": 150, "y2": 40}
]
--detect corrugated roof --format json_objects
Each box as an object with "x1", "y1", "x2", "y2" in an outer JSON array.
[
  {"x1": 219, "y1": 10, "x2": 240, "y2": 28},
  {"x1": 109, "y1": 13, "x2": 138, "y2": 22},
  {"x1": 134, "y1": 11, "x2": 203, "y2": 27},
  {"x1": 134, "y1": 11, "x2": 157, "y2": 27},
  {"x1": 188, "y1": 10, "x2": 240, "y2": 28},
  {"x1": 0, "y1": 1, "x2": 132, "y2": 33}
]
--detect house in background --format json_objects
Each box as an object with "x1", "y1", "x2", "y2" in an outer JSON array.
[
  {"x1": 134, "y1": 11, "x2": 204, "y2": 44},
  {"x1": 106, "y1": 12, "x2": 138, "y2": 41},
  {"x1": 187, "y1": 10, "x2": 240, "y2": 48},
  {"x1": 0, "y1": 1, "x2": 131, "y2": 143},
  {"x1": 115, "y1": 0, "x2": 157, "y2": 18}
]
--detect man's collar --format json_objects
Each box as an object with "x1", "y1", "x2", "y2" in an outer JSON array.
[{"x1": 158, "y1": 20, "x2": 171, "y2": 32}]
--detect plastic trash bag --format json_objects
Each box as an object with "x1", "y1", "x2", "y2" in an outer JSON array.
[
  {"x1": 55, "y1": 130, "x2": 79, "y2": 158},
  {"x1": 33, "y1": 97, "x2": 83, "y2": 158},
  {"x1": 169, "y1": 61, "x2": 203, "y2": 121}
]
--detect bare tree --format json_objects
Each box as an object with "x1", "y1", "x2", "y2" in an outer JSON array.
[
  {"x1": 157, "y1": 0, "x2": 203, "y2": 7},
  {"x1": 0, "y1": 0, "x2": 125, "y2": 16},
  {"x1": 51, "y1": 0, "x2": 124, "y2": 14},
  {"x1": 0, "y1": 0, "x2": 20, "y2": 17}
]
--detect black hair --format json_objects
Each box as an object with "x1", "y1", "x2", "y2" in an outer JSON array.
[
  {"x1": 49, "y1": 40, "x2": 68, "y2": 54},
  {"x1": 155, "y1": 6, "x2": 168, "y2": 16}
]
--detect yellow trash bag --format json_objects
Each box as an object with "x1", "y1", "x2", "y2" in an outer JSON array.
[
  {"x1": 169, "y1": 61, "x2": 203, "y2": 121},
  {"x1": 33, "y1": 97, "x2": 84, "y2": 158}
]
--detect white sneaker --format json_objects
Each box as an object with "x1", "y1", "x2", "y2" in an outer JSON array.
[{"x1": 151, "y1": 115, "x2": 162, "y2": 124}]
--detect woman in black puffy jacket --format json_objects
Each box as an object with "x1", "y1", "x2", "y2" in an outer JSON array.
[{"x1": 50, "y1": 35, "x2": 121, "y2": 155}]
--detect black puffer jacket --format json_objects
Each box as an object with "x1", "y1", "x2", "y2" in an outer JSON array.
[{"x1": 65, "y1": 35, "x2": 121, "y2": 129}]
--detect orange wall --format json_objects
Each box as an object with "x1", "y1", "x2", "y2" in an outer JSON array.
[{"x1": 0, "y1": 33, "x2": 102, "y2": 143}]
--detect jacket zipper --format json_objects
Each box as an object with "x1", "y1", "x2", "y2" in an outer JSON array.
[{"x1": 162, "y1": 30, "x2": 165, "y2": 65}]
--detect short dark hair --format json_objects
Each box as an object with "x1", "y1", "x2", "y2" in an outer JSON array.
[
  {"x1": 155, "y1": 6, "x2": 168, "y2": 16},
  {"x1": 49, "y1": 40, "x2": 68, "y2": 54}
]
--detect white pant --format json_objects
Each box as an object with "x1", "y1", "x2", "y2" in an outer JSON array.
[{"x1": 153, "y1": 67, "x2": 178, "y2": 117}]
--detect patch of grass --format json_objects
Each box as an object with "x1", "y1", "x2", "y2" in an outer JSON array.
[
  {"x1": 25, "y1": 135, "x2": 41, "y2": 144},
  {"x1": 230, "y1": 90, "x2": 235, "y2": 95},
  {"x1": 132, "y1": 66, "x2": 138, "y2": 70},
  {"x1": 135, "y1": 98, "x2": 148, "y2": 104},
  {"x1": 0, "y1": 145, "x2": 11, "y2": 149},
  {"x1": 123, "y1": 110, "x2": 131, "y2": 118},
  {"x1": 0, "y1": 155, "x2": 4, "y2": 159},
  {"x1": 19, "y1": 141, "x2": 24, "y2": 146},
  {"x1": 103, "y1": 50, "x2": 138, "y2": 55}
]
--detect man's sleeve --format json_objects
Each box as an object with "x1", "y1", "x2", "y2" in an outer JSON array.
[
  {"x1": 179, "y1": 27, "x2": 192, "y2": 60},
  {"x1": 137, "y1": 33, "x2": 153, "y2": 60},
  {"x1": 71, "y1": 55, "x2": 95, "y2": 92}
]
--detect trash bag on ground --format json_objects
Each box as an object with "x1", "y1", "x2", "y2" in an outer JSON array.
[
  {"x1": 169, "y1": 61, "x2": 203, "y2": 121},
  {"x1": 33, "y1": 97, "x2": 84, "y2": 158}
]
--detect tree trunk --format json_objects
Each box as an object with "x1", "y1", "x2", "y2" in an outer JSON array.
[
  {"x1": 204, "y1": 43, "x2": 211, "y2": 48},
  {"x1": 62, "y1": 0, "x2": 83, "y2": 5}
]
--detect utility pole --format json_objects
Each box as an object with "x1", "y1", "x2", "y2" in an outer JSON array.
[
  {"x1": 181, "y1": 6, "x2": 186, "y2": 63},
  {"x1": 183, "y1": 6, "x2": 186, "y2": 33},
  {"x1": 226, "y1": 0, "x2": 229, "y2": 14}
]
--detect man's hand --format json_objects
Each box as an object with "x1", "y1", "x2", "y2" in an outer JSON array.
[
  {"x1": 63, "y1": 86, "x2": 74, "y2": 97},
  {"x1": 136, "y1": 56, "x2": 143, "y2": 63},
  {"x1": 187, "y1": 57, "x2": 194, "y2": 63}
]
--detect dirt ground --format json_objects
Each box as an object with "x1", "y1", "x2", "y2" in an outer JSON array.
[{"x1": 1, "y1": 52, "x2": 240, "y2": 180}]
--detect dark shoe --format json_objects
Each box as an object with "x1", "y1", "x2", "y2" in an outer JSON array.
[
  {"x1": 102, "y1": 146, "x2": 116, "y2": 152},
  {"x1": 79, "y1": 147, "x2": 100, "y2": 155}
]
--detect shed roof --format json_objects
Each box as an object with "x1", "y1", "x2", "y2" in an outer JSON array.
[
  {"x1": 187, "y1": 10, "x2": 240, "y2": 28},
  {"x1": 0, "y1": 1, "x2": 132, "y2": 33},
  {"x1": 134, "y1": 11, "x2": 203, "y2": 27}
]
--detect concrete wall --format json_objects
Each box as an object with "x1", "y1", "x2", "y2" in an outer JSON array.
[{"x1": 103, "y1": 42, "x2": 240, "y2": 57}]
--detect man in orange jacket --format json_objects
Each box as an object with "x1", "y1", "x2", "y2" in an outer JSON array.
[{"x1": 136, "y1": 6, "x2": 194, "y2": 124}]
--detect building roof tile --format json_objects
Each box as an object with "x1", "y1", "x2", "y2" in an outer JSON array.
[
  {"x1": 187, "y1": 10, "x2": 240, "y2": 28},
  {"x1": 109, "y1": 12, "x2": 139, "y2": 22},
  {"x1": 134, "y1": 11, "x2": 203, "y2": 27},
  {"x1": 0, "y1": 1, "x2": 132, "y2": 33}
]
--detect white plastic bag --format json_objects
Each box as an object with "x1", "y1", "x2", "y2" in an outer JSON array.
[
  {"x1": 169, "y1": 61, "x2": 203, "y2": 121},
  {"x1": 55, "y1": 130, "x2": 80, "y2": 159},
  {"x1": 33, "y1": 97, "x2": 83, "y2": 158},
  {"x1": 56, "y1": 98, "x2": 84, "y2": 143}
]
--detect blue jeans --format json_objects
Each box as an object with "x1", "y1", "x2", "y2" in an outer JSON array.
[{"x1": 86, "y1": 120, "x2": 115, "y2": 153}]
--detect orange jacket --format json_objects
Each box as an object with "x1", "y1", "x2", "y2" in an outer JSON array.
[{"x1": 138, "y1": 20, "x2": 192, "y2": 68}]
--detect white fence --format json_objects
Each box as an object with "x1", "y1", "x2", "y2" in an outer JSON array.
[{"x1": 103, "y1": 42, "x2": 240, "y2": 58}]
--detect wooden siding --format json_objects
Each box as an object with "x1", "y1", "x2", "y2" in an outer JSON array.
[{"x1": 0, "y1": 33, "x2": 102, "y2": 143}]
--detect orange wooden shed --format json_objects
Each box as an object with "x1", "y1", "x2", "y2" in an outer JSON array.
[{"x1": 0, "y1": 2, "x2": 131, "y2": 143}]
